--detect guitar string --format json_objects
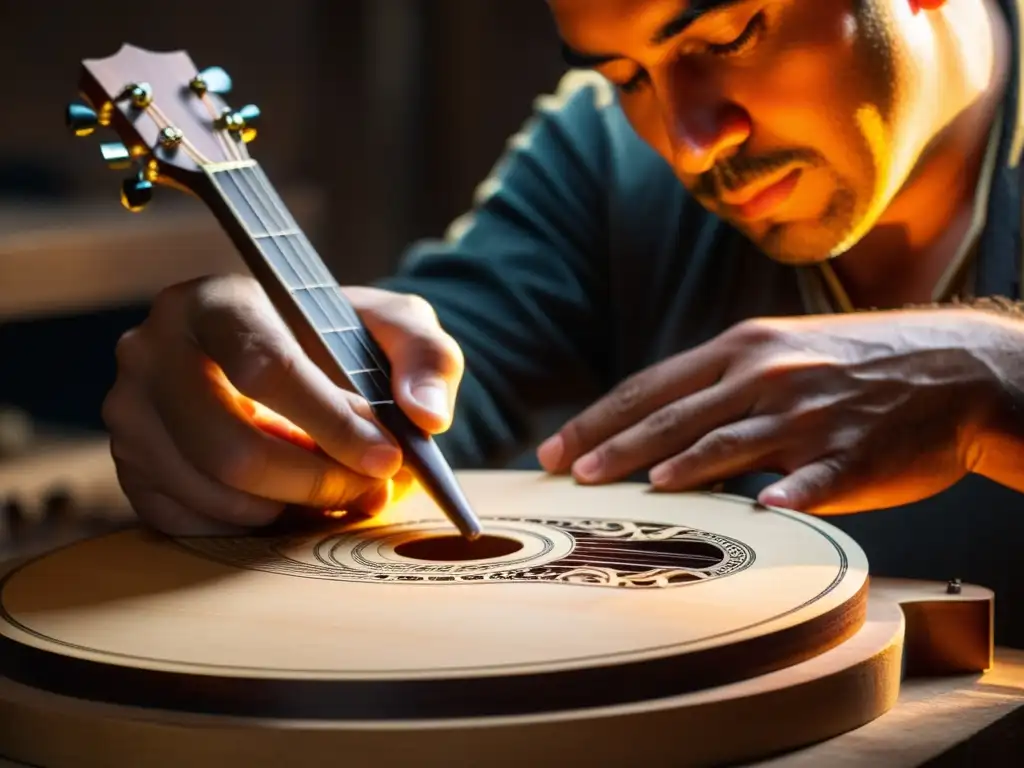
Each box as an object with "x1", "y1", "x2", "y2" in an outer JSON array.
[
  {"x1": 239, "y1": 164, "x2": 391, "y2": 381},
  {"x1": 196, "y1": 90, "x2": 242, "y2": 163},
  {"x1": 234, "y1": 162, "x2": 391, "y2": 376},
  {"x1": 146, "y1": 93, "x2": 390, "y2": 398},
  {"x1": 143, "y1": 102, "x2": 211, "y2": 166},
  {"x1": 248, "y1": 163, "x2": 389, "y2": 375},
  {"x1": 224, "y1": 167, "x2": 350, "y2": 350},
  {"x1": 145, "y1": 80, "x2": 244, "y2": 164},
  {"x1": 225, "y1": 164, "x2": 390, "y2": 404}
]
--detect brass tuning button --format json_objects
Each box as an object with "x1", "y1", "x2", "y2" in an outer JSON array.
[
  {"x1": 65, "y1": 102, "x2": 98, "y2": 136},
  {"x1": 216, "y1": 104, "x2": 260, "y2": 143},
  {"x1": 125, "y1": 82, "x2": 153, "y2": 109},
  {"x1": 120, "y1": 170, "x2": 153, "y2": 213},
  {"x1": 189, "y1": 66, "x2": 232, "y2": 96},
  {"x1": 100, "y1": 142, "x2": 132, "y2": 170}
]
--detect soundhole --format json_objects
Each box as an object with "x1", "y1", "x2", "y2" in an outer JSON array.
[{"x1": 394, "y1": 534, "x2": 524, "y2": 562}]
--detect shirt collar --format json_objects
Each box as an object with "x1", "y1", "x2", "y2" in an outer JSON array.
[{"x1": 1006, "y1": 0, "x2": 1024, "y2": 167}]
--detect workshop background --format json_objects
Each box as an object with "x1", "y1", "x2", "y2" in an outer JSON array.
[{"x1": 0, "y1": 0, "x2": 566, "y2": 431}]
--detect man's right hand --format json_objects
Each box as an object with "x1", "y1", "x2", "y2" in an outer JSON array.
[{"x1": 102, "y1": 274, "x2": 465, "y2": 536}]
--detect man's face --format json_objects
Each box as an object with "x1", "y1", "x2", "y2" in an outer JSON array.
[{"x1": 548, "y1": 0, "x2": 928, "y2": 264}]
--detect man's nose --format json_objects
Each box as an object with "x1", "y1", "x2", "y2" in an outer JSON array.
[{"x1": 654, "y1": 72, "x2": 751, "y2": 177}]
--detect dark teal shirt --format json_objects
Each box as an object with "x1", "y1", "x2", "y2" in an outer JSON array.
[{"x1": 379, "y1": 4, "x2": 1024, "y2": 646}]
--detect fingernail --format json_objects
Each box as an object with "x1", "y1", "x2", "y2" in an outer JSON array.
[
  {"x1": 361, "y1": 444, "x2": 401, "y2": 478},
  {"x1": 759, "y1": 487, "x2": 788, "y2": 507},
  {"x1": 537, "y1": 435, "x2": 564, "y2": 469},
  {"x1": 410, "y1": 378, "x2": 450, "y2": 421},
  {"x1": 573, "y1": 453, "x2": 602, "y2": 482},
  {"x1": 649, "y1": 463, "x2": 672, "y2": 486}
]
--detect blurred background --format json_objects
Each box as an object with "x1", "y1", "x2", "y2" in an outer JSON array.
[{"x1": 0, "y1": 0, "x2": 566, "y2": 433}]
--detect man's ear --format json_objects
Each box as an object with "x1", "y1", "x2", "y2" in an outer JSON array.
[{"x1": 909, "y1": 0, "x2": 948, "y2": 12}]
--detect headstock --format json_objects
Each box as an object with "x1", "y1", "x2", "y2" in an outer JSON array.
[{"x1": 65, "y1": 43, "x2": 262, "y2": 212}]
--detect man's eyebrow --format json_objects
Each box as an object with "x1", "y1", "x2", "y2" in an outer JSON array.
[
  {"x1": 559, "y1": 0, "x2": 746, "y2": 69},
  {"x1": 560, "y1": 42, "x2": 619, "y2": 69},
  {"x1": 653, "y1": 0, "x2": 746, "y2": 43}
]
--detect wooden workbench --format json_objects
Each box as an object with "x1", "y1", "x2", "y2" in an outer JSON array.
[{"x1": 0, "y1": 651, "x2": 1020, "y2": 767}]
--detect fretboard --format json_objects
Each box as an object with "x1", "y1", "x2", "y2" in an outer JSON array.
[{"x1": 204, "y1": 161, "x2": 393, "y2": 406}]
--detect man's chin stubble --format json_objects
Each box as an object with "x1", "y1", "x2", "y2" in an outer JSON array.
[{"x1": 754, "y1": 188, "x2": 860, "y2": 264}]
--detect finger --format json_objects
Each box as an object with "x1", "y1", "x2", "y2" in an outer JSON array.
[
  {"x1": 346, "y1": 288, "x2": 465, "y2": 433},
  {"x1": 175, "y1": 281, "x2": 403, "y2": 479},
  {"x1": 538, "y1": 341, "x2": 730, "y2": 474},
  {"x1": 149, "y1": 342, "x2": 383, "y2": 510},
  {"x1": 648, "y1": 415, "x2": 790, "y2": 491},
  {"x1": 569, "y1": 376, "x2": 756, "y2": 484},
  {"x1": 118, "y1": 480, "x2": 255, "y2": 537},
  {"x1": 104, "y1": 383, "x2": 287, "y2": 529},
  {"x1": 757, "y1": 458, "x2": 848, "y2": 512}
]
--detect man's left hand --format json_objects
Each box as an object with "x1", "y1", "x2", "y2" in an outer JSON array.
[{"x1": 536, "y1": 309, "x2": 1004, "y2": 514}]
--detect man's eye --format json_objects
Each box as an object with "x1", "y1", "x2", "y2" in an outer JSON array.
[
  {"x1": 619, "y1": 70, "x2": 650, "y2": 94},
  {"x1": 708, "y1": 11, "x2": 766, "y2": 56},
  {"x1": 613, "y1": 10, "x2": 767, "y2": 94}
]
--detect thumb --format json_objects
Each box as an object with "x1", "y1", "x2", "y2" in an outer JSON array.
[
  {"x1": 346, "y1": 288, "x2": 465, "y2": 434},
  {"x1": 757, "y1": 459, "x2": 845, "y2": 512}
]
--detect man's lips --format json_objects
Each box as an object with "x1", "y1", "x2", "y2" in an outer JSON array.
[{"x1": 719, "y1": 168, "x2": 803, "y2": 221}]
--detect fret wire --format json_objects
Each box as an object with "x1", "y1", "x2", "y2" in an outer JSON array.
[
  {"x1": 246, "y1": 164, "x2": 391, "y2": 377},
  {"x1": 249, "y1": 165, "x2": 364, "y2": 324},
  {"x1": 253, "y1": 230, "x2": 301, "y2": 239},
  {"x1": 219, "y1": 169, "x2": 359, "y2": 357},
  {"x1": 213, "y1": 165, "x2": 393, "y2": 402},
  {"x1": 213, "y1": 168, "x2": 362, "y2": 334}
]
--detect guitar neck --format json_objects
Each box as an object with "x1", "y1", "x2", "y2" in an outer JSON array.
[{"x1": 200, "y1": 160, "x2": 393, "y2": 407}]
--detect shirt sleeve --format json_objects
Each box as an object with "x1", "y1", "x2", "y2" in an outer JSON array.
[{"x1": 375, "y1": 71, "x2": 620, "y2": 468}]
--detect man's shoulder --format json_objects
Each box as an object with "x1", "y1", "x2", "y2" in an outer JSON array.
[
  {"x1": 533, "y1": 69, "x2": 683, "y2": 194},
  {"x1": 529, "y1": 71, "x2": 716, "y2": 253}
]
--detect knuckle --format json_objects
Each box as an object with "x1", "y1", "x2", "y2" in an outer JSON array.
[
  {"x1": 591, "y1": 440, "x2": 627, "y2": 469},
  {"x1": 360, "y1": 290, "x2": 436, "y2": 327},
  {"x1": 731, "y1": 317, "x2": 784, "y2": 347},
  {"x1": 378, "y1": 292, "x2": 443, "y2": 335},
  {"x1": 646, "y1": 402, "x2": 685, "y2": 437},
  {"x1": 149, "y1": 282, "x2": 188, "y2": 320},
  {"x1": 399, "y1": 293, "x2": 439, "y2": 324},
  {"x1": 221, "y1": 341, "x2": 296, "y2": 401},
  {"x1": 609, "y1": 376, "x2": 645, "y2": 419},
  {"x1": 417, "y1": 332, "x2": 465, "y2": 380},
  {"x1": 112, "y1": 328, "x2": 150, "y2": 375},
  {"x1": 700, "y1": 428, "x2": 745, "y2": 459},
  {"x1": 316, "y1": 407, "x2": 372, "y2": 451}
]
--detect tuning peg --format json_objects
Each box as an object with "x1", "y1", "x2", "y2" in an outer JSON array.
[
  {"x1": 65, "y1": 102, "x2": 99, "y2": 137},
  {"x1": 120, "y1": 171, "x2": 153, "y2": 213},
  {"x1": 100, "y1": 142, "x2": 132, "y2": 170},
  {"x1": 237, "y1": 104, "x2": 260, "y2": 143},
  {"x1": 217, "y1": 103, "x2": 260, "y2": 143},
  {"x1": 237, "y1": 104, "x2": 260, "y2": 126},
  {"x1": 189, "y1": 66, "x2": 232, "y2": 96}
]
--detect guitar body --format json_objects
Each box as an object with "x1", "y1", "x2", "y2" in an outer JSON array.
[{"x1": 0, "y1": 471, "x2": 993, "y2": 767}]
